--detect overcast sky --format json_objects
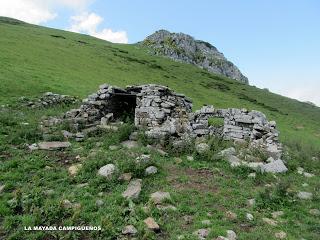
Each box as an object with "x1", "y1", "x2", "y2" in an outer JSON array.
[{"x1": 1, "y1": 0, "x2": 319, "y2": 106}]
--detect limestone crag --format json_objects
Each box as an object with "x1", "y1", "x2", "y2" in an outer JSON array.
[{"x1": 141, "y1": 30, "x2": 248, "y2": 83}]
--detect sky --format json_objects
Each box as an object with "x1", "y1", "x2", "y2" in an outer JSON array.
[{"x1": 1, "y1": 0, "x2": 319, "y2": 106}]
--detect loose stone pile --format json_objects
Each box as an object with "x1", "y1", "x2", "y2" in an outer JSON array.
[
  {"x1": 21, "y1": 92, "x2": 78, "y2": 108},
  {"x1": 190, "y1": 105, "x2": 282, "y2": 159}
]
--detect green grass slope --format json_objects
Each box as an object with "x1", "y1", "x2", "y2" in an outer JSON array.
[{"x1": 0, "y1": 16, "x2": 319, "y2": 147}]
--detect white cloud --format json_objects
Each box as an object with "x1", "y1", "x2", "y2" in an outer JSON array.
[
  {"x1": 69, "y1": 12, "x2": 128, "y2": 43},
  {"x1": 282, "y1": 86, "x2": 320, "y2": 106},
  {"x1": 0, "y1": 0, "x2": 92, "y2": 24},
  {"x1": 0, "y1": 0, "x2": 56, "y2": 24}
]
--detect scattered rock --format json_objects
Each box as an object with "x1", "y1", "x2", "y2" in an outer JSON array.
[
  {"x1": 76, "y1": 183, "x2": 89, "y2": 188},
  {"x1": 226, "y1": 230, "x2": 237, "y2": 240},
  {"x1": 275, "y1": 231, "x2": 287, "y2": 239},
  {"x1": 122, "y1": 225, "x2": 137, "y2": 235},
  {"x1": 98, "y1": 164, "x2": 116, "y2": 178},
  {"x1": 193, "y1": 228, "x2": 210, "y2": 239},
  {"x1": 272, "y1": 211, "x2": 284, "y2": 219},
  {"x1": 62, "y1": 199, "x2": 73, "y2": 209},
  {"x1": 95, "y1": 199, "x2": 104, "y2": 207},
  {"x1": 262, "y1": 217, "x2": 277, "y2": 226},
  {"x1": 109, "y1": 145, "x2": 119, "y2": 150},
  {"x1": 135, "y1": 154, "x2": 151, "y2": 164},
  {"x1": 174, "y1": 157, "x2": 183, "y2": 164},
  {"x1": 145, "y1": 166, "x2": 158, "y2": 175},
  {"x1": 226, "y1": 155, "x2": 241, "y2": 167},
  {"x1": 150, "y1": 191, "x2": 171, "y2": 204},
  {"x1": 121, "y1": 140, "x2": 139, "y2": 149},
  {"x1": 248, "y1": 172, "x2": 256, "y2": 178},
  {"x1": 201, "y1": 220, "x2": 211, "y2": 225},
  {"x1": 38, "y1": 141, "x2": 71, "y2": 150},
  {"x1": 68, "y1": 164, "x2": 82, "y2": 176},
  {"x1": 129, "y1": 131, "x2": 138, "y2": 141},
  {"x1": 122, "y1": 179, "x2": 142, "y2": 199},
  {"x1": 196, "y1": 143, "x2": 210, "y2": 154},
  {"x1": 246, "y1": 213, "x2": 254, "y2": 221},
  {"x1": 216, "y1": 237, "x2": 229, "y2": 240},
  {"x1": 182, "y1": 215, "x2": 193, "y2": 224},
  {"x1": 309, "y1": 209, "x2": 320, "y2": 216},
  {"x1": 0, "y1": 184, "x2": 5, "y2": 194},
  {"x1": 43, "y1": 189, "x2": 54, "y2": 196},
  {"x1": 247, "y1": 198, "x2": 256, "y2": 207},
  {"x1": 260, "y1": 159, "x2": 288, "y2": 173},
  {"x1": 297, "y1": 191, "x2": 313, "y2": 200},
  {"x1": 225, "y1": 211, "x2": 237, "y2": 220},
  {"x1": 28, "y1": 143, "x2": 39, "y2": 151},
  {"x1": 156, "y1": 205, "x2": 177, "y2": 211},
  {"x1": 303, "y1": 172, "x2": 315, "y2": 178},
  {"x1": 144, "y1": 217, "x2": 160, "y2": 232},
  {"x1": 118, "y1": 173, "x2": 132, "y2": 182},
  {"x1": 187, "y1": 155, "x2": 194, "y2": 161},
  {"x1": 219, "y1": 147, "x2": 236, "y2": 157}
]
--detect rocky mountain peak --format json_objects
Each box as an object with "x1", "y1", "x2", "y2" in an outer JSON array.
[{"x1": 141, "y1": 30, "x2": 248, "y2": 84}]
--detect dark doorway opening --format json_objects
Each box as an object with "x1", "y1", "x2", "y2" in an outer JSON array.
[{"x1": 108, "y1": 92, "x2": 137, "y2": 122}]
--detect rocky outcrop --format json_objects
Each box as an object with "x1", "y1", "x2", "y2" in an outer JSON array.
[{"x1": 141, "y1": 30, "x2": 248, "y2": 84}]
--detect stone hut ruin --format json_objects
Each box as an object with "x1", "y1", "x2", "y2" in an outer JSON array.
[{"x1": 62, "y1": 83, "x2": 281, "y2": 158}]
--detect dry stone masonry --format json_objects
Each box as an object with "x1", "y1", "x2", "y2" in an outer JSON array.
[
  {"x1": 21, "y1": 92, "x2": 78, "y2": 108},
  {"x1": 60, "y1": 83, "x2": 282, "y2": 159}
]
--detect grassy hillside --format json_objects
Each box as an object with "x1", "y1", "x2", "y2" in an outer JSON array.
[
  {"x1": 0, "y1": 17, "x2": 319, "y2": 240},
  {"x1": 0, "y1": 17, "x2": 319, "y2": 148}
]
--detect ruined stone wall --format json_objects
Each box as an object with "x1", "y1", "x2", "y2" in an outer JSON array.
[
  {"x1": 134, "y1": 85, "x2": 192, "y2": 139},
  {"x1": 60, "y1": 83, "x2": 281, "y2": 158}
]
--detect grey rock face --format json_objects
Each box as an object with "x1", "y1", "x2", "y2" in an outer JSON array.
[{"x1": 142, "y1": 30, "x2": 248, "y2": 83}]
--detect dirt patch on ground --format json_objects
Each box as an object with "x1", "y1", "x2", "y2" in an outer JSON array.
[
  {"x1": 166, "y1": 166, "x2": 219, "y2": 193},
  {"x1": 42, "y1": 150, "x2": 79, "y2": 166}
]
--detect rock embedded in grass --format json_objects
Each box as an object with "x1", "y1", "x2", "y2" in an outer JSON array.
[
  {"x1": 118, "y1": 172, "x2": 132, "y2": 182},
  {"x1": 275, "y1": 231, "x2": 287, "y2": 239},
  {"x1": 121, "y1": 140, "x2": 139, "y2": 149},
  {"x1": 122, "y1": 225, "x2": 137, "y2": 235},
  {"x1": 122, "y1": 179, "x2": 142, "y2": 199},
  {"x1": 150, "y1": 191, "x2": 171, "y2": 204},
  {"x1": 38, "y1": 141, "x2": 71, "y2": 150},
  {"x1": 297, "y1": 191, "x2": 313, "y2": 200},
  {"x1": 144, "y1": 217, "x2": 160, "y2": 232},
  {"x1": 246, "y1": 213, "x2": 254, "y2": 221},
  {"x1": 145, "y1": 166, "x2": 158, "y2": 175},
  {"x1": 0, "y1": 184, "x2": 5, "y2": 194},
  {"x1": 68, "y1": 164, "x2": 82, "y2": 176},
  {"x1": 226, "y1": 230, "x2": 237, "y2": 240},
  {"x1": 95, "y1": 199, "x2": 104, "y2": 207},
  {"x1": 225, "y1": 211, "x2": 237, "y2": 220},
  {"x1": 98, "y1": 164, "x2": 116, "y2": 178},
  {"x1": 272, "y1": 211, "x2": 284, "y2": 219},
  {"x1": 309, "y1": 209, "x2": 320, "y2": 216},
  {"x1": 195, "y1": 143, "x2": 210, "y2": 154},
  {"x1": 260, "y1": 159, "x2": 288, "y2": 173},
  {"x1": 262, "y1": 217, "x2": 277, "y2": 226},
  {"x1": 193, "y1": 228, "x2": 210, "y2": 239}
]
